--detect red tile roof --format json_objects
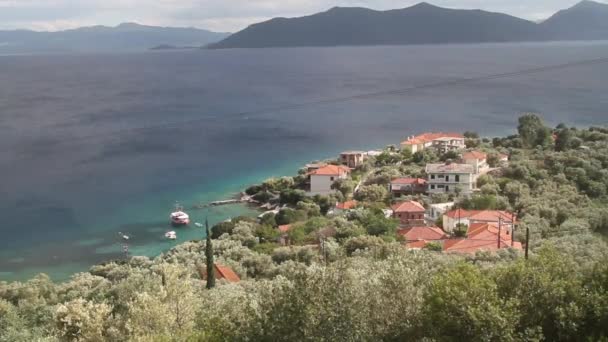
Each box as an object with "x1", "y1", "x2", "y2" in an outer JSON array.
[
  {"x1": 392, "y1": 200, "x2": 426, "y2": 213},
  {"x1": 309, "y1": 164, "x2": 351, "y2": 176},
  {"x1": 445, "y1": 209, "x2": 516, "y2": 223},
  {"x1": 402, "y1": 132, "x2": 464, "y2": 145},
  {"x1": 462, "y1": 151, "x2": 487, "y2": 161},
  {"x1": 278, "y1": 224, "x2": 292, "y2": 233},
  {"x1": 443, "y1": 223, "x2": 522, "y2": 254},
  {"x1": 406, "y1": 240, "x2": 429, "y2": 249},
  {"x1": 336, "y1": 200, "x2": 358, "y2": 210},
  {"x1": 391, "y1": 178, "x2": 427, "y2": 185},
  {"x1": 214, "y1": 264, "x2": 241, "y2": 283},
  {"x1": 398, "y1": 226, "x2": 446, "y2": 241}
]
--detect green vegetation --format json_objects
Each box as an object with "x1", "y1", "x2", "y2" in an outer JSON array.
[{"x1": 3, "y1": 114, "x2": 608, "y2": 341}]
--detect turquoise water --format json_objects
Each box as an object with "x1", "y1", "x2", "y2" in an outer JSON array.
[{"x1": 2, "y1": 41, "x2": 608, "y2": 282}]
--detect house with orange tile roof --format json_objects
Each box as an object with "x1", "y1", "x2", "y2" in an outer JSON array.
[
  {"x1": 462, "y1": 151, "x2": 489, "y2": 174},
  {"x1": 278, "y1": 224, "x2": 292, "y2": 245},
  {"x1": 334, "y1": 200, "x2": 358, "y2": 213},
  {"x1": 390, "y1": 177, "x2": 427, "y2": 195},
  {"x1": 400, "y1": 132, "x2": 465, "y2": 153},
  {"x1": 308, "y1": 164, "x2": 350, "y2": 195},
  {"x1": 391, "y1": 200, "x2": 426, "y2": 227},
  {"x1": 443, "y1": 223, "x2": 522, "y2": 254},
  {"x1": 442, "y1": 209, "x2": 516, "y2": 233},
  {"x1": 398, "y1": 226, "x2": 447, "y2": 242},
  {"x1": 201, "y1": 264, "x2": 241, "y2": 283}
]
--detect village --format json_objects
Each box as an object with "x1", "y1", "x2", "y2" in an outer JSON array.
[{"x1": 235, "y1": 131, "x2": 524, "y2": 259}]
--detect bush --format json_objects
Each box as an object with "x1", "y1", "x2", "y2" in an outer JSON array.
[
  {"x1": 211, "y1": 221, "x2": 235, "y2": 239},
  {"x1": 355, "y1": 184, "x2": 388, "y2": 203},
  {"x1": 275, "y1": 208, "x2": 307, "y2": 226},
  {"x1": 343, "y1": 235, "x2": 385, "y2": 256}
]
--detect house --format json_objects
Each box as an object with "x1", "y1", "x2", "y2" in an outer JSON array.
[
  {"x1": 333, "y1": 200, "x2": 358, "y2": 214},
  {"x1": 201, "y1": 264, "x2": 241, "y2": 283},
  {"x1": 305, "y1": 163, "x2": 327, "y2": 173},
  {"x1": 278, "y1": 224, "x2": 292, "y2": 246},
  {"x1": 443, "y1": 223, "x2": 522, "y2": 254},
  {"x1": 427, "y1": 202, "x2": 455, "y2": 221},
  {"x1": 400, "y1": 132, "x2": 465, "y2": 153},
  {"x1": 391, "y1": 201, "x2": 426, "y2": 227},
  {"x1": 308, "y1": 164, "x2": 350, "y2": 195},
  {"x1": 340, "y1": 151, "x2": 367, "y2": 168},
  {"x1": 426, "y1": 161, "x2": 475, "y2": 195},
  {"x1": 462, "y1": 151, "x2": 489, "y2": 174},
  {"x1": 390, "y1": 178, "x2": 427, "y2": 195},
  {"x1": 398, "y1": 226, "x2": 447, "y2": 242},
  {"x1": 442, "y1": 209, "x2": 516, "y2": 233}
]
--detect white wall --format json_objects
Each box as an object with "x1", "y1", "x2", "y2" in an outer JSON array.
[{"x1": 310, "y1": 174, "x2": 339, "y2": 195}]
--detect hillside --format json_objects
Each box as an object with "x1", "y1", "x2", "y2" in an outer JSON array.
[
  {"x1": 2, "y1": 115, "x2": 608, "y2": 340},
  {"x1": 540, "y1": 0, "x2": 608, "y2": 40},
  {"x1": 0, "y1": 23, "x2": 229, "y2": 54},
  {"x1": 209, "y1": 1, "x2": 608, "y2": 49},
  {"x1": 210, "y1": 2, "x2": 539, "y2": 49}
]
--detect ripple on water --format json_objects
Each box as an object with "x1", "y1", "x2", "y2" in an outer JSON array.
[{"x1": 75, "y1": 238, "x2": 105, "y2": 247}]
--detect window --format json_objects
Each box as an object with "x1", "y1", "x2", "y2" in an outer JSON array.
[
  {"x1": 330, "y1": 177, "x2": 335, "y2": 181},
  {"x1": 445, "y1": 175, "x2": 450, "y2": 182},
  {"x1": 455, "y1": 175, "x2": 460, "y2": 182},
  {"x1": 431, "y1": 174, "x2": 436, "y2": 180},
  {"x1": 431, "y1": 185, "x2": 436, "y2": 190},
  {"x1": 438, "y1": 185, "x2": 445, "y2": 189}
]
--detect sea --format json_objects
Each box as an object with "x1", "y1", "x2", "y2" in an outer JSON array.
[{"x1": 1, "y1": 41, "x2": 608, "y2": 282}]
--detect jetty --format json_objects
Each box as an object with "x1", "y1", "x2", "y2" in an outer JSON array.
[{"x1": 192, "y1": 194, "x2": 259, "y2": 210}]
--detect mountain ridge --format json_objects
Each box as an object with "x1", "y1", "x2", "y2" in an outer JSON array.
[
  {"x1": 209, "y1": 1, "x2": 608, "y2": 49},
  {"x1": 0, "y1": 22, "x2": 229, "y2": 53}
]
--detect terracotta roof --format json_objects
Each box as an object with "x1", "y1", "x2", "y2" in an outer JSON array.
[
  {"x1": 214, "y1": 264, "x2": 241, "y2": 283},
  {"x1": 392, "y1": 200, "x2": 426, "y2": 213},
  {"x1": 406, "y1": 240, "x2": 429, "y2": 249},
  {"x1": 462, "y1": 151, "x2": 487, "y2": 161},
  {"x1": 309, "y1": 164, "x2": 351, "y2": 176},
  {"x1": 426, "y1": 162, "x2": 474, "y2": 174},
  {"x1": 391, "y1": 178, "x2": 427, "y2": 185},
  {"x1": 398, "y1": 226, "x2": 446, "y2": 241},
  {"x1": 336, "y1": 200, "x2": 358, "y2": 210},
  {"x1": 278, "y1": 224, "x2": 292, "y2": 233},
  {"x1": 444, "y1": 223, "x2": 521, "y2": 254},
  {"x1": 402, "y1": 132, "x2": 464, "y2": 145}
]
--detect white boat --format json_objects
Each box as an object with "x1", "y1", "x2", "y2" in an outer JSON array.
[
  {"x1": 165, "y1": 231, "x2": 177, "y2": 240},
  {"x1": 194, "y1": 222, "x2": 203, "y2": 227},
  {"x1": 170, "y1": 202, "x2": 190, "y2": 226}
]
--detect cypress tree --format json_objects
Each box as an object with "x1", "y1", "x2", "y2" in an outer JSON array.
[{"x1": 205, "y1": 218, "x2": 216, "y2": 289}]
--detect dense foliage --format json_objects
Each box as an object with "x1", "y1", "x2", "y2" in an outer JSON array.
[{"x1": 2, "y1": 115, "x2": 608, "y2": 341}]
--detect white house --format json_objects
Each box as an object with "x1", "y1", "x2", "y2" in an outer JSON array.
[
  {"x1": 425, "y1": 161, "x2": 475, "y2": 194},
  {"x1": 401, "y1": 132, "x2": 465, "y2": 153},
  {"x1": 427, "y1": 202, "x2": 455, "y2": 222},
  {"x1": 309, "y1": 164, "x2": 350, "y2": 195},
  {"x1": 462, "y1": 151, "x2": 489, "y2": 174}
]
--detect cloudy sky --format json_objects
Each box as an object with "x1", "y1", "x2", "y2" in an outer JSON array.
[{"x1": 0, "y1": 0, "x2": 603, "y2": 33}]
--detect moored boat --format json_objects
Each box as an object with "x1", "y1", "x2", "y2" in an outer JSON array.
[
  {"x1": 165, "y1": 231, "x2": 177, "y2": 240},
  {"x1": 170, "y1": 202, "x2": 190, "y2": 226}
]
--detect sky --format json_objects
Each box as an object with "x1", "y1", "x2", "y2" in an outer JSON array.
[{"x1": 0, "y1": 0, "x2": 604, "y2": 33}]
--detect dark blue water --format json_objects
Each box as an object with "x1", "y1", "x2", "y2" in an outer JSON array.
[{"x1": 1, "y1": 41, "x2": 608, "y2": 281}]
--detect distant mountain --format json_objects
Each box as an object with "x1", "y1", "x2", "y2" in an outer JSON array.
[
  {"x1": 540, "y1": 0, "x2": 608, "y2": 40},
  {"x1": 0, "y1": 23, "x2": 229, "y2": 54},
  {"x1": 209, "y1": 1, "x2": 608, "y2": 49}
]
